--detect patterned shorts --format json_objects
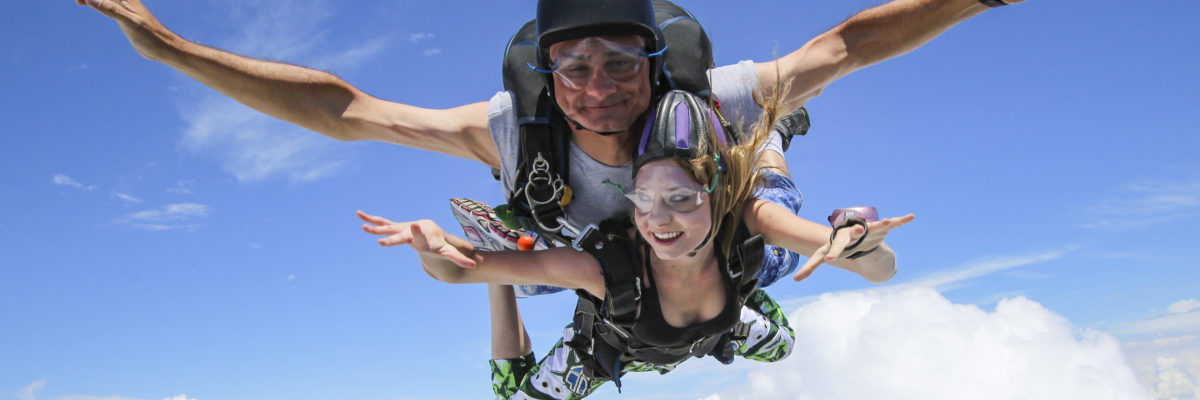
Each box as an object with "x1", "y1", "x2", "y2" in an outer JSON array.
[{"x1": 490, "y1": 290, "x2": 795, "y2": 399}]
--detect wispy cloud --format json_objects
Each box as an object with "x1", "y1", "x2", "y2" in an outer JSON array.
[
  {"x1": 1082, "y1": 175, "x2": 1200, "y2": 229},
  {"x1": 407, "y1": 32, "x2": 434, "y2": 43},
  {"x1": 174, "y1": 0, "x2": 389, "y2": 184},
  {"x1": 166, "y1": 180, "x2": 195, "y2": 194},
  {"x1": 1107, "y1": 299, "x2": 1200, "y2": 336},
  {"x1": 58, "y1": 395, "x2": 197, "y2": 400},
  {"x1": 903, "y1": 249, "x2": 1071, "y2": 291},
  {"x1": 114, "y1": 203, "x2": 210, "y2": 231},
  {"x1": 180, "y1": 98, "x2": 344, "y2": 183},
  {"x1": 112, "y1": 192, "x2": 143, "y2": 204},
  {"x1": 422, "y1": 48, "x2": 442, "y2": 57},
  {"x1": 53, "y1": 174, "x2": 97, "y2": 191},
  {"x1": 311, "y1": 35, "x2": 394, "y2": 72},
  {"x1": 18, "y1": 379, "x2": 45, "y2": 400},
  {"x1": 67, "y1": 63, "x2": 89, "y2": 71}
]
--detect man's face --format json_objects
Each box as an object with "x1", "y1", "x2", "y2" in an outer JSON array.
[{"x1": 547, "y1": 35, "x2": 652, "y2": 134}]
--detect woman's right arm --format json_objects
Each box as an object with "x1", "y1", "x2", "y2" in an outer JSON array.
[
  {"x1": 744, "y1": 200, "x2": 913, "y2": 283},
  {"x1": 357, "y1": 211, "x2": 606, "y2": 297}
]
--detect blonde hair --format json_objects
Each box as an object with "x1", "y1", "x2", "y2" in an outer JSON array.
[{"x1": 675, "y1": 80, "x2": 788, "y2": 254}]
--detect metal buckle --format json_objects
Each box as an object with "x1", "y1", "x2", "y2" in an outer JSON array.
[
  {"x1": 688, "y1": 338, "x2": 704, "y2": 354},
  {"x1": 524, "y1": 154, "x2": 567, "y2": 233},
  {"x1": 571, "y1": 223, "x2": 600, "y2": 251}
]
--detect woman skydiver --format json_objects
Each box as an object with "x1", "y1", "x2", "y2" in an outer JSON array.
[{"x1": 358, "y1": 90, "x2": 913, "y2": 398}]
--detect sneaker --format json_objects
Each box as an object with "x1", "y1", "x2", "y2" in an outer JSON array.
[
  {"x1": 771, "y1": 106, "x2": 809, "y2": 152},
  {"x1": 450, "y1": 198, "x2": 522, "y2": 251}
]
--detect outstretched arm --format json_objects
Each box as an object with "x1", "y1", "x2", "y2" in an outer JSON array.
[
  {"x1": 357, "y1": 211, "x2": 606, "y2": 297},
  {"x1": 759, "y1": 0, "x2": 1026, "y2": 110},
  {"x1": 76, "y1": 0, "x2": 500, "y2": 167},
  {"x1": 744, "y1": 200, "x2": 914, "y2": 283}
]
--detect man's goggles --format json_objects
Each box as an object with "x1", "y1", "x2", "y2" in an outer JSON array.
[{"x1": 531, "y1": 38, "x2": 665, "y2": 90}]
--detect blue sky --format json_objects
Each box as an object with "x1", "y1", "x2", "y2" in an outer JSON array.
[{"x1": 4, "y1": 0, "x2": 1199, "y2": 399}]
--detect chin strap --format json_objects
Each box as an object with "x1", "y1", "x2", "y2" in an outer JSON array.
[{"x1": 562, "y1": 114, "x2": 624, "y2": 136}]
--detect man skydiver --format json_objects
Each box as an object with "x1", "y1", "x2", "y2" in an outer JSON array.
[{"x1": 75, "y1": 0, "x2": 1027, "y2": 287}]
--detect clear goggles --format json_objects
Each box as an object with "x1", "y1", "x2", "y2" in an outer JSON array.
[
  {"x1": 623, "y1": 186, "x2": 708, "y2": 214},
  {"x1": 531, "y1": 38, "x2": 664, "y2": 90}
]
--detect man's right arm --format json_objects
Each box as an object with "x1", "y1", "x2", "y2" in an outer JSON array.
[{"x1": 78, "y1": 0, "x2": 501, "y2": 168}]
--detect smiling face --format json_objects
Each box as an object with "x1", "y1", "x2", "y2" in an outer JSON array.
[
  {"x1": 548, "y1": 35, "x2": 653, "y2": 134},
  {"x1": 630, "y1": 159, "x2": 713, "y2": 260}
]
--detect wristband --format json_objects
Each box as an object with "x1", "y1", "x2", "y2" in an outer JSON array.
[
  {"x1": 978, "y1": 0, "x2": 1009, "y2": 7},
  {"x1": 828, "y1": 206, "x2": 879, "y2": 255}
]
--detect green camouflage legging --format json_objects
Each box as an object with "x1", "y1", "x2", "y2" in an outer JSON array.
[{"x1": 490, "y1": 290, "x2": 794, "y2": 399}]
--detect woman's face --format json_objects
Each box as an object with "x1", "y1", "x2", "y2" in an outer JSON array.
[{"x1": 629, "y1": 160, "x2": 712, "y2": 261}]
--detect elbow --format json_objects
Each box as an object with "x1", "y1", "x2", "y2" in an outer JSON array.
[{"x1": 863, "y1": 252, "x2": 898, "y2": 284}]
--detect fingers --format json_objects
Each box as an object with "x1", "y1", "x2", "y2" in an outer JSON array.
[
  {"x1": 867, "y1": 213, "x2": 915, "y2": 233},
  {"x1": 439, "y1": 246, "x2": 478, "y2": 269},
  {"x1": 824, "y1": 225, "x2": 863, "y2": 261},
  {"x1": 82, "y1": 0, "x2": 125, "y2": 19},
  {"x1": 356, "y1": 210, "x2": 393, "y2": 225},
  {"x1": 412, "y1": 224, "x2": 477, "y2": 268},
  {"x1": 794, "y1": 244, "x2": 828, "y2": 282}
]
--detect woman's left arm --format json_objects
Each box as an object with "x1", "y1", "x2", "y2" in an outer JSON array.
[{"x1": 743, "y1": 199, "x2": 914, "y2": 283}]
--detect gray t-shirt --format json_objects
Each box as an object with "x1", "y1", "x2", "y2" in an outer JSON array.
[{"x1": 487, "y1": 60, "x2": 763, "y2": 229}]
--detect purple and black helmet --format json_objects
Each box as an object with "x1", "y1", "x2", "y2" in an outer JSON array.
[{"x1": 634, "y1": 90, "x2": 732, "y2": 176}]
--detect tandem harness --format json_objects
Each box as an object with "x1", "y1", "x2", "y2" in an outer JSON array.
[{"x1": 561, "y1": 217, "x2": 765, "y2": 390}]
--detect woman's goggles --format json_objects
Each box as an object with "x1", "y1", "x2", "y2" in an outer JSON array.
[{"x1": 624, "y1": 187, "x2": 707, "y2": 214}]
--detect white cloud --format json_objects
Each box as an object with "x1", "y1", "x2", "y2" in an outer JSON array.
[
  {"x1": 115, "y1": 203, "x2": 210, "y2": 231},
  {"x1": 708, "y1": 288, "x2": 1150, "y2": 400},
  {"x1": 1124, "y1": 335, "x2": 1200, "y2": 400},
  {"x1": 112, "y1": 192, "x2": 143, "y2": 204},
  {"x1": 1169, "y1": 299, "x2": 1200, "y2": 314},
  {"x1": 422, "y1": 48, "x2": 442, "y2": 57},
  {"x1": 53, "y1": 174, "x2": 96, "y2": 191},
  {"x1": 18, "y1": 379, "x2": 46, "y2": 400}
]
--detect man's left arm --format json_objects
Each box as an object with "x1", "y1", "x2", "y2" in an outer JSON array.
[{"x1": 758, "y1": 0, "x2": 1025, "y2": 110}]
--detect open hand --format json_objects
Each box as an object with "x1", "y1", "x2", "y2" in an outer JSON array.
[
  {"x1": 358, "y1": 210, "x2": 477, "y2": 268},
  {"x1": 76, "y1": 0, "x2": 175, "y2": 61},
  {"x1": 792, "y1": 213, "x2": 915, "y2": 282}
]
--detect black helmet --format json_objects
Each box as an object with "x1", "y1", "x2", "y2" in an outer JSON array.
[
  {"x1": 634, "y1": 90, "x2": 731, "y2": 175},
  {"x1": 534, "y1": 0, "x2": 665, "y2": 92}
]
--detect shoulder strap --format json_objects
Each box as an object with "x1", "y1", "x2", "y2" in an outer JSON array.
[
  {"x1": 725, "y1": 219, "x2": 764, "y2": 303},
  {"x1": 652, "y1": 0, "x2": 713, "y2": 98}
]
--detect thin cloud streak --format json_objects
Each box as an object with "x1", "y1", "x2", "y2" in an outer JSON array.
[
  {"x1": 18, "y1": 379, "x2": 46, "y2": 400},
  {"x1": 114, "y1": 203, "x2": 209, "y2": 231},
  {"x1": 52, "y1": 174, "x2": 96, "y2": 191},
  {"x1": 1082, "y1": 176, "x2": 1200, "y2": 229},
  {"x1": 113, "y1": 192, "x2": 143, "y2": 204},
  {"x1": 1108, "y1": 311, "x2": 1200, "y2": 336},
  {"x1": 901, "y1": 249, "x2": 1071, "y2": 291}
]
